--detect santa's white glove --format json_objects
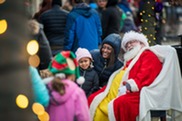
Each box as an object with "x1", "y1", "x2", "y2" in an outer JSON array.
[{"x1": 118, "y1": 86, "x2": 127, "y2": 96}]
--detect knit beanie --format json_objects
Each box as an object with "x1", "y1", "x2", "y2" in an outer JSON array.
[
  {"x1": 48, "y1": 51, "x2": 84, "y2": 84},
  {"x1": 75, "y1": 48, "x2": 93, "y2": 62},
  {"x1": 121, "y1": 31, "x2": 149, "y2": 51},
  {"x1": 52, "y1": 0, "x2": 62, "y2": 6}
]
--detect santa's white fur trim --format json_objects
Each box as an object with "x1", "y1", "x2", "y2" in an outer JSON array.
[
  {"x1": 76, "y1": 76, "x2": 85, "y2": 85},
  {"x1": 125, "y1": 79, "x2": 139, "y2": 92},
  {"x1": 108, "y1": 100, "x2": 116, "y2": 121},
  {"x1": 122, "y1": 31, "x2": 149, "y2": 51}
]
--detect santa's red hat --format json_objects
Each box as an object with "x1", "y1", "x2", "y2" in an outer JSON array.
[{"x1": 121, "y1": 31, "x2": 149, "y2": 51}]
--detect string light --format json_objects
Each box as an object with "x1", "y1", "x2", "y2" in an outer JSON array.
[
  {"x1": 27, "y1": 40, "x2": 39, "y2": 55},
  {"x1": 32, "y1": 103, "x2": 45, "y2": 115},
  {"x1": 0, "y1": 19, "x2": 7, "y2": 34},
  {"x1": 28, "y1": 55, "x2": 40, "y2": 67},
  {"x1": 16, "y1": 94, "x2": 29, "y2": 109},
  {"x1": 162, "y1": 19, "x2": 166, "y2": 24},
  {"x1": 0, "y1": 0, "x2": 5, "y2": 4},
  {"x1": 38, "y1": 112, "x2": 50, "y2": 121},
  {"x1": 32, "y1": 103, "x2": 50, "y2": 121},
  {"x1": 140, "y1": 1, "x2": 157, "y2": 46}
]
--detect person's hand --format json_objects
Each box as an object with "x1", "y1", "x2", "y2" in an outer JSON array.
[
  {"x1": 123, "y1": 81, "x2": 132, "y2": 93},
  {"x1": 118, "y1": 86, "x2": 127, "y2": 96},
  {"x1": 39, "y1": 69, "x2": 53, "y2": 79}
]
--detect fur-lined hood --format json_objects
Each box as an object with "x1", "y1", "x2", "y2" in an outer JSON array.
[{"x1": 101, "y1": 33, "x2": 121, "y2": 59}]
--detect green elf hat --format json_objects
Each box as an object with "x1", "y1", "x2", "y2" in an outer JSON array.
[{"x1": 48, "y1": 51, "x2": 85, "y2": 85}]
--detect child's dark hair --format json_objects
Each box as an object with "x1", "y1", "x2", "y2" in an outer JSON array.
[{"x1": 52, "y1": 76, "x2": 66, "y2": 95}]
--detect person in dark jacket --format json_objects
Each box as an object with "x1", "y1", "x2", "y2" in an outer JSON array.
[
  {"x1": 101, "y1": 0, "x2": 122, "y2": 39},
  {"x1": 39, "y1": 0, "x2": 69, "y2": 56},
  {"x1": 64, "y1": 0, "x2": 102, "y2": 52},
  {"x1": 117, "y1": 0, "x2": 132, "y2": 13},
  {"x1": 28, "y1": 19, "x2": 52, "y2": 71},
  {"x1": 75, "y1": 48, "x2": 99, "y2": 97},
  {"x1": 29, "y1": 66, "x2": 50, "y2": 107},
  {"x1": 95, "y1": 0, "x2": 107, "y2": 19},
  {"x1": 90, "y1": 33, "x2": 123, "y2": 88},
  {"x1": 32, "y1": 0, "x2": 52, "y2": 22},
  {"x1": 121, "y1": 11, "x2": 138, "y2": 33}
]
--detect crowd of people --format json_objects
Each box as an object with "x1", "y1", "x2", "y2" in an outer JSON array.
[{"x1": 28, "y1": 0, "x2": 182, "y2": 121}]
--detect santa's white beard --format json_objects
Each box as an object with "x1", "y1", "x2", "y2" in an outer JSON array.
[{"x1": 124, "y1": 44, "x2": 142, "y2": 61}]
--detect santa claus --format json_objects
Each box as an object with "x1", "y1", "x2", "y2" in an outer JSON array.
[{"x1": 89, "y1": 31, "x2": 163, "y2": 121}]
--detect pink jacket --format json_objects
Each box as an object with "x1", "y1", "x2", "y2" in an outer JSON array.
[{"x1": 46, "y1": 79, "x2": 91, "y2": 121}]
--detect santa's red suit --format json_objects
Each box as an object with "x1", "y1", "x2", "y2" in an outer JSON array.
[{"x1": 89, "y1": 47, "x2": 162, "y2": 121}]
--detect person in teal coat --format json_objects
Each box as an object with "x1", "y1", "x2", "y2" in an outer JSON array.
[{"x1": 29, "y1": 66, "x2": 50, "y2": 107}]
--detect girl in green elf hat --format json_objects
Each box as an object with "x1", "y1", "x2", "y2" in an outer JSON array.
[{"x1": 44, "y1": 51, "x2": 91, "y2": 121}]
